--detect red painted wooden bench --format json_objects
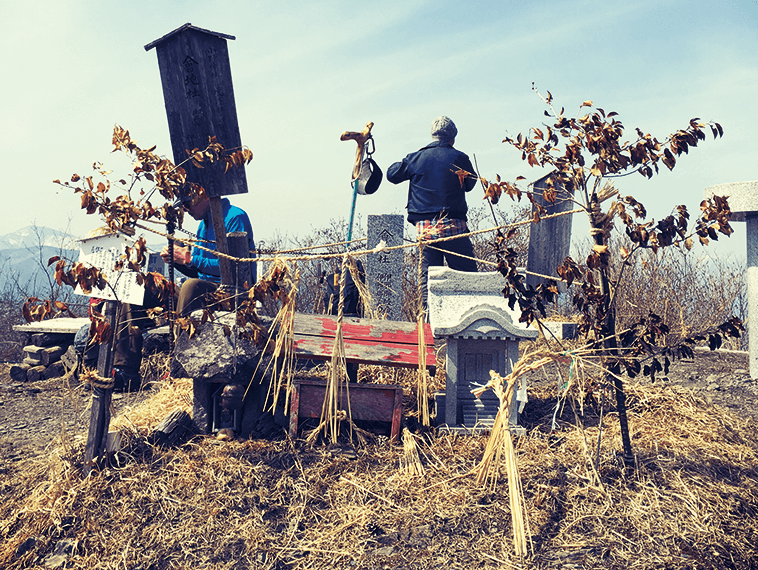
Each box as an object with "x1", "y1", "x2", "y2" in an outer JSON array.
[{"x1": 288, "y1": 313, "x2": 436, "y2": 441}]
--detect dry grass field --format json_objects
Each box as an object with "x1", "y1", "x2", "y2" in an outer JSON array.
[{"x1": 1, "y1": 346, "x2": 757, "y2": 570}]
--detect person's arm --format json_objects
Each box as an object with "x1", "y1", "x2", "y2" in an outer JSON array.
[
  {"x1": 161, "y1": 244, "x2": 199, "y2": 278},
  {"x1": 174, "y1": 264, "x2": 199, "y2": 279},
  {"x1": 458, "y1": 154, "x2": 477, "y2": 193},
  {"x1": 387, "y1": 159, "x2": 410, "y2": 184},
  {"x1": 190, "y1": 246, "x2": 221, "y2": 278}
]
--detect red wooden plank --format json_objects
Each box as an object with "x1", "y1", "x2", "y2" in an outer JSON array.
[
  {"x1": 294, "y1": 314, "x2": 432, "y2": 346},
  {"x1": 293, "y1": 334, "x2": 435, "y2": 369},
  {"x1": 292, "y1": 313, "x2": 436, "y2": 376}
]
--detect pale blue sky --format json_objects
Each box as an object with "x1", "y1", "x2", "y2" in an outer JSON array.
[{"x1": 2, "y1": 0, "x2": 756, "y2": 259}]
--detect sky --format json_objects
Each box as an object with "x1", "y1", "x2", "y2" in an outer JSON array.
[{"x1": 1, "y1": 0, "x2": 757, "y2": 261}]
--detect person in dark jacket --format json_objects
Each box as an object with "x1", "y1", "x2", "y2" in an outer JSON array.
[{"x1": 387, "y1": 116, "x2": 478, "y2": 310}]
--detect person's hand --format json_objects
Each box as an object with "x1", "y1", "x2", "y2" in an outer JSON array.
[{"x1": 160, "y1": 245, "x2": 192, "y2": 266}]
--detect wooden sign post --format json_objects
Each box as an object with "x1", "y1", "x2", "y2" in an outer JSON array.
[
  {"x1": 83, "y1": 301, "x2": 116, "y2": 475},
  {"x1": 526, "y1": 173, "x2": 575, "y2": 291},
  {"x1": 145, "y1": 23, "x2": 250, "y2": 287}
]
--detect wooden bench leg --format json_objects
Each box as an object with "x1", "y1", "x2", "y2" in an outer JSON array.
[
  {"x1": 346, "y1": 362, "x2": 358, "y2": 384},
  {"x1": 288, "y1": 382, "x2": 301, "y2": 439},
  {"x1": 391, "y1": 386, "x2": 403, "y2": 442}
]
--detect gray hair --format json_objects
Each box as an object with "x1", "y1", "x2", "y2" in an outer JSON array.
[{"x1": 430, "y1": 116, "x2": 458, "y2": 141}]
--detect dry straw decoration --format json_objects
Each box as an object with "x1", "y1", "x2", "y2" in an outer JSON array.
[
  {"x1": 472, "y1": 369, "x2": 531, "y2": 559},
  {"x1": 245, "y1": 258, "x2": 299, "y2": 414},
  {"x1": 2, "y1": 353, "x2": 758, "y2": 568},
  {"x1": 318, "y1": 253, "x2": 352, "y2": 443},
  {"x1": 472, "y1": 348, "x2": 578, "y2": 559},
  {"x1": 400, "y1": 427, "x2": 425, "y2": 477}
]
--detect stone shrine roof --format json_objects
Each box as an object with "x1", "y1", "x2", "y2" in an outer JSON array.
[{"x1": 427, "y1": 267, "x2": 538, "y2": 340}]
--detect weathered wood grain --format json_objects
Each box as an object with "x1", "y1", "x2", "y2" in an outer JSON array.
[{"x1": 292, "y1": 314, "x2": 435, "y2": 373}]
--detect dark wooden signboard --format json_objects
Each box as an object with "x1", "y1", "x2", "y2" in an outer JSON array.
[
  {"x1": 145, "y1": 23, "x2": 248, "y2": 198},
  {"x1": 526, "y1": 172, "x2": 574, "y2": 291}
]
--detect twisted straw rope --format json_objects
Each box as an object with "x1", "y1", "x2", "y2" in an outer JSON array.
[{"x1": 134, "y1": 206, "x2": 582, "y2": 282}]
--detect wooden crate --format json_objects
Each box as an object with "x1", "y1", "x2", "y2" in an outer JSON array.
[{"x1": 288, "y1": 379, "x2": 403, "y2": 441}]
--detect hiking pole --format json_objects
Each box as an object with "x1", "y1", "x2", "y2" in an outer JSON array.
[
  {"x1": 340, "y1": 121, "x2": 374, "y2": 250},
  {"x1": 347, "y1": 179, "x2": 359, "y2": 248}
]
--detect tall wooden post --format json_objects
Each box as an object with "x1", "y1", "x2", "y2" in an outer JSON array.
[
  {"x1": 145, "y1": 23, "x2": 249, "y2": 287},
  {"x1": 526, "y1": 173, "x2": 574, "y2": 291},
  {"x1": 83, "y1": 301, "x2": 116, "y2": 475}
]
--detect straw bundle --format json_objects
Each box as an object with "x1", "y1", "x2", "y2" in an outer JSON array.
[
  {"x1": 400, "y1": 428, "x2": 425, "y2": 477},
  {"x1": 319, "y1": 254, "x2": 352, "y2": 443},
  {"x1": 473, "y1": 370, "x2": 530, "y2": 559},
  {"x1": 415, "y1": 242, "x2": 431, "y2": 427},
  {"x1": 245, "y1": 259, "x2": 299, "y2": 413}
]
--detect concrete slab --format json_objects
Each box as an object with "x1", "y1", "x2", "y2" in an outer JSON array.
[{"x1": 704, "y1": 180, "x2": 758, "y2": 222}]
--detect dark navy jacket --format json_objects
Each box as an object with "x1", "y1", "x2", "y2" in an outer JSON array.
[{"x1": 386, "y1": 140, "x2": 476, "y2": 222}]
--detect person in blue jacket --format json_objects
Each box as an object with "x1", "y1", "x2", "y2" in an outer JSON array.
[
  {"x1": 162, "y1": 191, "x2": 257, "y2": 315},
  {"x1": 387, "y1": 116, "x2": 478, "y2": 310},
  {"x1": 111, "y1": 191, "x2": 256, "y2": 391}
]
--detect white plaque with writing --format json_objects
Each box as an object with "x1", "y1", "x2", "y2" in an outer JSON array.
[{"x1": 76, "y1": 233, "x2": 146, "y2": 306}]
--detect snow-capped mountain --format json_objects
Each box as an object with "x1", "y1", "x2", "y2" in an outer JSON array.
[{"x1": 0, "y1": 226, "x2": 77, "y2": 251}]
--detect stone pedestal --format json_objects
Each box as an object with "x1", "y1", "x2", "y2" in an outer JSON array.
[
  {"x1": 175, "y1": 312, "x2": 269, "y2": 434},
  {"x1": 428, "y1": 268, "x2": 537, "y2": 430},
  {"x1": 705, "y1": 181, "x2": 756, "y2": 378}
]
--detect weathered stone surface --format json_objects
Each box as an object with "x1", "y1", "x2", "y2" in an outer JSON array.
[
  {"x1": 705, "y1": 180, "x2": 758, "y2": 379},
  {"x1": 42, "y1": 361, "x2": 66, "y2": 380},
  {"x1": 427, "y1": 268, "x2": 537, "y2": 339},
  {"x1": 9, "y1": 364, "x2": 30, "y2": 383},
  {"x1": 366, "y1": 214, "x2": 404, "y2": 320},
  {"x1": 176, "y1": 314, "x2": 274, "y2": 434},
  {"x1": 26, "y1": 365, "x2": 47, "y2": 383},
  {"x1": 43, "y1": 538, "x2": 77, "y2": 568},
  {"x1": 174, "y1": 311, "x2": 264, "y2": 379},
  {"x1": 527, "y1": 173, "x2": 574, "y2": 290},
  {"x1": 705, "y1": 180, "x2": 758, "y2": 220},
  {"x1": 31, "y1": 332, "x2": 72, "y2": 347}
]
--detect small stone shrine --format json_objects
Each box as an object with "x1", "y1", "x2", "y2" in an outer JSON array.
[{"x1": 428, "y1": 267, "x2": 538, "y2": 431}]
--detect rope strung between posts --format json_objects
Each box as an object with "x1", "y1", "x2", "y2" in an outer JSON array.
[
  {"x1": 133, "y1": 206, "x2": 583, "y2": 274},
  {"x1": 137, "y1": 218, "x2": 369, "y2": 254}
]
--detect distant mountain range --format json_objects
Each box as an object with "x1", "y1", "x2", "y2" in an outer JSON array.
[
  {"x1": 0, "y1": 226, "x2": 81, "y2": 300},
  {"x1": 0, "y1": 226, "x2": 77, "y2": 251},
  {"x1": 0, "y1": 226, "x2": 166, "y2": 303}
]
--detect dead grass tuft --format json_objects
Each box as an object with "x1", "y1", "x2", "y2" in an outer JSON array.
[{"x1": 1, "y1": 373, "x2": 756, "y2": 569}]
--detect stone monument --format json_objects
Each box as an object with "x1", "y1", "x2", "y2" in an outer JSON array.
[
  {"x1": 366, "y1": 214, "x2": 404, "y2": 320},
  {"x1": 428, "y1": 267, "x2": 538, "y2": 431},
  {"x1": 527, "y1": 173, "x2": 574, "y2": 291}
]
